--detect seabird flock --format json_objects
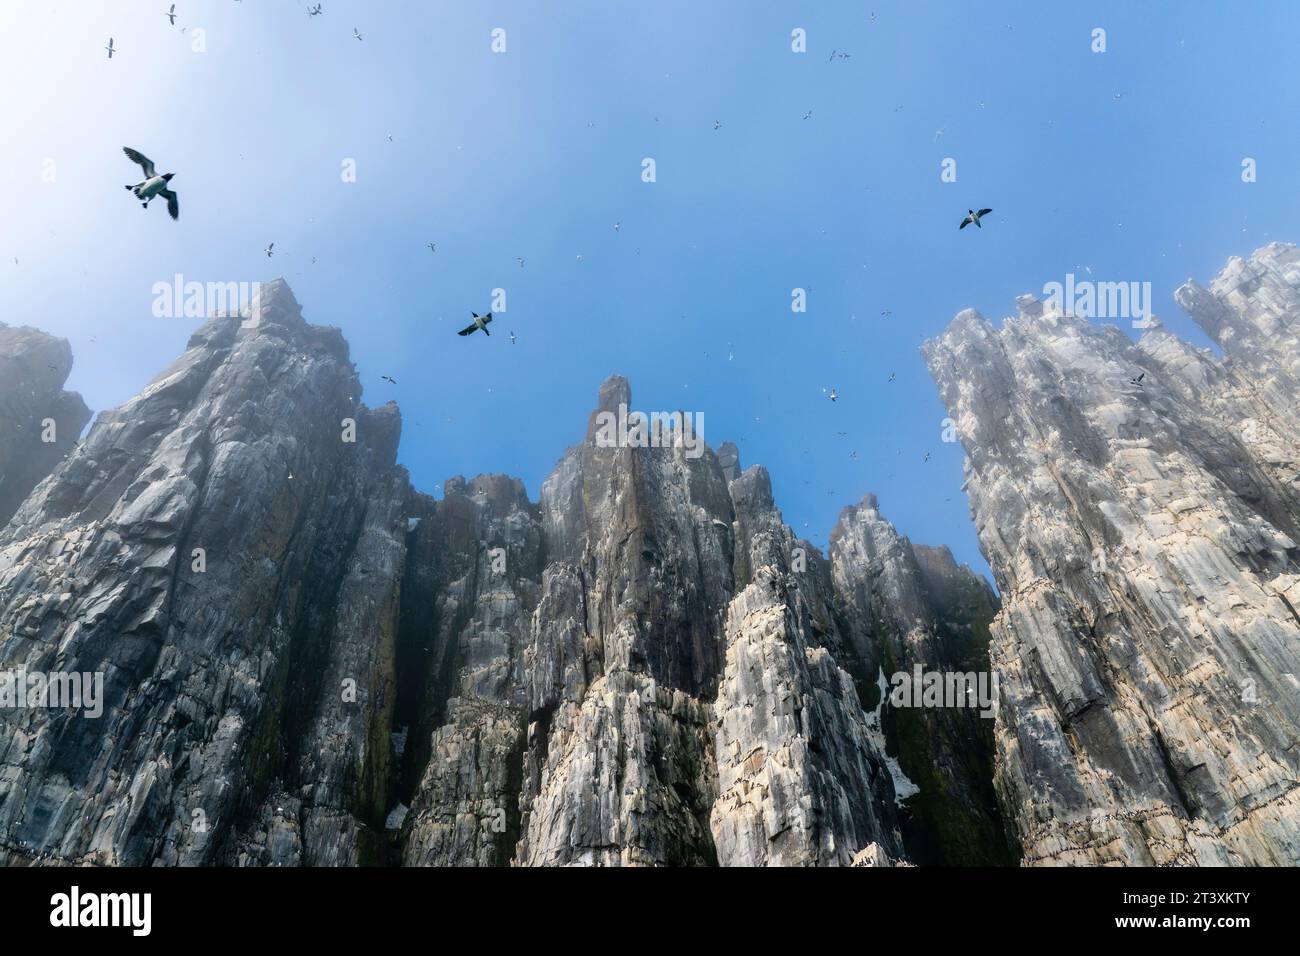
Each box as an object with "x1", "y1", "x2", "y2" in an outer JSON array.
[{"x1": 97, "y1": 7, "x2": 1039, "y2": 472}]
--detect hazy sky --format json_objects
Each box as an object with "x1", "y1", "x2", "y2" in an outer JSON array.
[{"x1": 4, "y1": 0, "x2": 1299, "y2": 580}]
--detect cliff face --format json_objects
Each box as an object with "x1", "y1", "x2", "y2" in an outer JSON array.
[
  {"x1": 0, "y1": 324, "x2": 91, "y2": 528},
  {"x1": 924, "y1": 242, "x2": 1300, "y2": 865},
  {"x1": 399, "y1": 380, "x2": 923, "y2": 867},
  {"x1": 0, "y1": 281, "x2": 407, "y2": 865},
  {"x1": 831, "y1": 499, "x2": 1013, "y2": 865},
  {"x1": 10, "y1": 243, "x2": 1295, "y2": 867},
  {"x1": 1, "y1": 283, "x2": 1007, "y2": 866}
]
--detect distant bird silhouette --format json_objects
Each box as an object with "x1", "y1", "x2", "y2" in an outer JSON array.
[
  {"x1": 105, "y1": 38, "x2": 114, "y2": 58},
  {"x1": 381, "y1": 375, "x2": 396, "y2": 385},
  {"x1": 828, "y1": 388, "x2": 838, "y2": 402},
  {"x1": 426, "y1": 242, "x2": 436, "y2": 253},
  {"x1": 265, "y1": 242, "x2": 274, "y2": 258},
  {"x1": 458, "y1": 312, "x2": 493, "y2": 337},
  {"x1": 516, "y1": 257, "x2": 524, "y2": 268},
  {"x1": 712, "y1": 120, "x2": 721, "y2": 130},
  {"x1": 887, "y1": 372, "x2": 895, "y2": 382},
  {"x1": 122, "y1": 147, "x2": 179, "y2": 219},
  {"x1": 923, "y1": 452, "x2": 931, "y2": 463},
  {"x1": 509, "y1": 331, "x2": 517, "y2": 345},
  {"x1": 352, "y1": 27, "x2": 362, "y2": 40},
  {"x1": 166, "y1": 5, "x2": 176, "y2": 26},
  {"x1": 959, "y1": 208, "x2": 993, "y2": 230},
  {"x1": 1131, "y1": 372, "x2": 1145, "y2": 388},
  {"x1": 308, "y1": 4, "x2": 322, "y2": 16},
  {"x1": 802, "y1": 109, "x2": 814, "y2": 120}
]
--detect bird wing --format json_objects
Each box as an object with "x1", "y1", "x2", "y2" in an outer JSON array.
[
  {"x1": 160, "y1": 188, "x2": 179, "y2": 220},
  {"x1": 959, "y1": 217, "x2": 971, "y2": 229},
  {"x1": 457, "y1": 323, "x2": 479, "y2": 336},
  {"x1": 482, "y1": 313, "x2": 493, "y2": 325},
  {"x1": 123, "y1": 147, "x2": 155, "y2": 177},
  {"x1": 977, "y1": 208, "x2": 993, "y2": 216}
]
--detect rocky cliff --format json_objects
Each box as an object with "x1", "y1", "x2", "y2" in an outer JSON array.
[
  {"x1": 924, "y1": 242, "x2": 1300, "y2": 865},
  {"x1": 0, "y1": 280, "x2": 1004, "y2": 866},
  {"x1": 11, "y1": 242, "x2": 1291, "y2": 867},
  {"x1": 0, "y1": 324, "x2": 90, "y2": 528}
]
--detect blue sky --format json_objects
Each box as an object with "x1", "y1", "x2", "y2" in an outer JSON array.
[{"x1": 3, "y1": 1, "x2": 1299, "y2": 580}]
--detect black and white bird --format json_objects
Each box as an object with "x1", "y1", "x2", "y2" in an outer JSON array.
[
  {"x1": 509, "y1": 331, "x2": 517, "y2": 345},
  {"x1": 105, "y1": 38, "x2": 115, "y2": 58},
  {"x1": 426, "y1": 241, "x2": 436, "y2": 253},
  {"x1": 166, "y1": 5, "x2": 176, "y2": 26},
  {"x1": 352, "y1": 27, "x2": 362, "y2": 40},
  {"x1": 308, "y1": 4, "x2": 322, "y2": 15},
  {"x1": 457, "y1": 312, "x2": 493, "y2": 337},
  {"x1": 828, "y1": 388, "x2": 838, "y2": 402},
  {"x1": 122, "y1": 147, "x2": 179, "y2": 219},
  {"x1": 923, "y1": 452, "x2": 931, "y2": 463},
  {"x1": 959, "y1": 208, "x2": 993, "y2": 230},
  {"x1": 1131, "y1": 372, "x2": 1145, "y2": 388},
  {"x1": 887, "y1": 372, "x2": 896, "y2": 383},
  {"x1": 265, "y1": 242, "x2": 275, "y2": 258},
  {"x1": 381, "y1": 375, "x2": 397, "y2": 385}
]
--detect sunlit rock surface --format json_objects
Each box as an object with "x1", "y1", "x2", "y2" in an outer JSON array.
[{"x1": 924, "y1": 243, "x2": 1300, "y2": 865}]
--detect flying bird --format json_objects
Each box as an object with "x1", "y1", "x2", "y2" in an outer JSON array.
[
  {"x1": 959, "y1": 208, "x2": 993, "y2": 230},
  {"x1": 265, "y1": 243, "x2": 274, "y2": 258},
  {"x1": 166, "y1": 5, "x2": 176, "y2": 26},
  {"x1": 887, "y1": 372, "x2": 896, "y2": 383},
  {"x1": 457, "y1": 312, "x2": 493, "y2": 337},
  {"x1": 923, "y1": 452, "x2": 931, "y2": 463},
  {"x1": 712, "y1": 120, "x2": 721, "y2": 130},
  {"x1": 352, "y1": 27, "x2": 362, "y2": 40},
  {"x1": 1131, "y1": 372, "x2": 1145, "y2": 388},
  {"x1": 122, "y1": 147, "x2": 179, "y2": 219},
  {"x1": 509, "y1": 331, "x2": 517, "y2": 345},
  {"x1": 105, "y1": 38, "x2": 115, "y2": 58},
  {"x1": 308, "y1": 4, "x2": 322, "y2": 16},
  {"x1": 828, "y1": 388, "x2": 838, "y2": 402},
  {"x1": 426, "y1": 242, "x2": 436, "y2": 253},
  {"x1": 802, "y1": 109, "x2": 814, "y2": 121},
  {"x1": 516, "y1": 257, "x2": 524, "y2": 268},
  {"x1": 381, "y1": 375, "x2": 397, "y2": 385}
]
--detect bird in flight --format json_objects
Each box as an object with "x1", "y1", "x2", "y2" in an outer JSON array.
[
  {"x1": 959, "y1": 208, "x2": 993, "y2": 229},
  {"x1": 828, "y1": 388, "x2": 838, "y2": 402},
  {"x1": 1130, "y1": 372, "x2": 1145, "y2": 388},
  {"x1": 802, "y1": 109, "x2": 814, "y2": 121},
  {"x1": 166, "y1": 5, "x2": 176, "y2": 26},
  {"x1": 516, "y1": 257, "x2": 525, "y2": 268},
  {"x1": 122, "y1": 148, "x2": 179, "y2": 219},
  {"x1": 353, "y1": 27, "x2": 362, "y2": 40},
  {"x1": 265, "y1": 243, "x2": 275, "y2": 258},
  {"x1": 712, "y1": 120, "x2": 721, "y2": 130},
  {"x1": 887, "y1": 372, "x2": 896, "y2": 383},
  {"x1": 923, "y1": 452, "x2": 932, "y2": 463},
  {"x1": 426, "y1": 242, "x2": 436, "y2": 253},
  {"x1": 308, "y1": 4, "x2": 322, "y2": 16},
  {"x1": 105, "y1": 38, "x2": 115, "y2": 58},
  {"x1": 509, "y1": 331, "x2": 517, "y2": 345},
  {"x1": 381, "y1": 375, "x2": 397, "y2": 385},
  {"x1": 458, "y1": 312, "x2": 493, "y2": 337}
]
